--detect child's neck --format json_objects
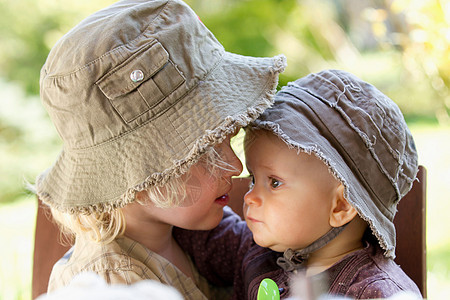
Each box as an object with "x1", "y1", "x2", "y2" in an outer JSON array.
[
  {"x1": 304, "y1": 217, "x2": 367, "y2": 277},
  {"x1": 125, "y1": 215, "x2": 174, "y2": 253},
  {"x1": 122, "y1": 202, "x2": 195, "y2": 279}
]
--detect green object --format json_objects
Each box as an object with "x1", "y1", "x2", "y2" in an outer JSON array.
[{"x1": 257, "y1": 278, "x2": 280, "y2": 300}]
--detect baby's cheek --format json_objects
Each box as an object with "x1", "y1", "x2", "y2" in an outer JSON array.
[
  {"x1": 242, "y1": 203, "x2": 249, "y2": 219},
  {"x1": 250, "y1": 229, "x2": 266, "y2": 246}
]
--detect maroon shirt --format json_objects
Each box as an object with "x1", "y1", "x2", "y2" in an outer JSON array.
[{"x1": 174, "y1": 207, "x2": 422, "y2": 299}]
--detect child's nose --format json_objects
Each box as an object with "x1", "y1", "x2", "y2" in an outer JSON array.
[{"x1": 244, "y1": 187, "x2": 261, "y2": 207}]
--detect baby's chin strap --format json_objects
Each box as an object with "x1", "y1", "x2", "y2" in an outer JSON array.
[{"x1": 276, "y1": 224, "x2": 349, "y2": 272}]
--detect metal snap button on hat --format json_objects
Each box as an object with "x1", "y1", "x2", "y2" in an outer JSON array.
[{"x1": 130, "y1": 70, "x2": 144, "y2": 82}]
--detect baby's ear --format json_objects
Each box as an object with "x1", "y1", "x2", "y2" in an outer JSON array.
[{"x1": 329, "y1": 184, "x2": 358, "y2": 227}]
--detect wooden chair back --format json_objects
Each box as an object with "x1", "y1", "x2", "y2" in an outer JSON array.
[
  {"x1": 394, "y1": 165, "x2": 427, "y2": 297},
  {"x1": 32, "y1": 166, "x2": 427, "y2": 299},
  {"x1": 32, "y1": 200, "x2": 70, "y2": 299}
]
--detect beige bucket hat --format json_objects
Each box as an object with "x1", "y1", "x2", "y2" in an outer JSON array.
[{"x1": 35, "y1": 0, "x2": 286, "y2": 214}]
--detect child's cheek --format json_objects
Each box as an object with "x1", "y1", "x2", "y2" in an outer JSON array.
[
  {"x1": 243, "y1": 202, "x2": 249, "y2": 219},
  {"x1": 180, "y1": 175, "x2": 202, "y2": 207}
]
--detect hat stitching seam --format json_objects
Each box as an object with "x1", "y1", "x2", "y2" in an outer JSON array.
[
  {"x1": 96, "y1": 0, "x2": 170, "y2": 82},
  {"x1": 42, "y1": 0, "x2": 170, "y2": 80},
  {"x1": 281, "y1": 89, "x2": 394, "y2": 215},
  {"x1": 337, "y1": 89, "x2": 418, "y2": 199},
  {"x1": 45, "y1": 45, "x2": 126, "y2": 79},
  {"x1": 51, "y1": 156, "x2": 128, "y2": 201},
  {"x1": 293, "y1": 77, "x2": 407, "y2": 186},
  {"x1": 44, "y1": 15, "x2": 165, "y2": 80},
  {"x1": 144, "y1": 0, "x2": 172, "y2": 38},
  {"x1": 166, "y1": 115, "x2": 189, "y2": 149},
  {"x1": 335, "y1": 81, "x2": 417, "y2": 188},
  {"x1": 96, "y1": 41, "x2": 164, "y2": 97},
  {"x1": 330, "y1": 103, "x2": 395, "y2": 214},
  {"x1": 334, "y1": 86, "x2": 408, "y2": 204},
  {"x1": 120, "y1": 59, "x2": 186, "y2": 124}
]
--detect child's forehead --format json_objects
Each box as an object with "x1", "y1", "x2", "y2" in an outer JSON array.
[
  {"x1": 245, "y1": 130, "x2": 325, "y2": 167},
  {"x1": 244, "y1": 128, "x2": 287, "y2": 150}
]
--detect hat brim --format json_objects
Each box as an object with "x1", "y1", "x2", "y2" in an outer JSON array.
[{"x1": 36, "y1": 53, "x2": 286, "y2": 214}]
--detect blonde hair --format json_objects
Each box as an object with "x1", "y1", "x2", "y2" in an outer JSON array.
[
  {"x1": 50, "y1": 143, "x2": 239, "y2": 244},
  {"x1": 50, "y1": 207, "x2": 125, "y2": 245}
]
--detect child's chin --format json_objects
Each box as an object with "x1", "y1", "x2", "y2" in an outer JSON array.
[
  {"x1": 200, "y1": 217, "x2": 223, "y2": 230},
  {"x1": 268, "y1": 245, "x2": 287, "y2": 253},
  {"x1": 253, "y1": 237, "x2": 284, "y2": 252},
  {"x1": 185, "y1": 212, "x2": 223, "y2": 230}
]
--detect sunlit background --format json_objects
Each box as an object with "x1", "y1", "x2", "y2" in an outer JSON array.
[{"x1": 1, "y1": 0, "x2": 449, "y2": 299}]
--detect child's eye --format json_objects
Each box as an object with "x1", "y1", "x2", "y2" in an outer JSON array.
[
  {"x1": 270, "y1": 178, "x2": 282, "y2": 189},
  {"x1": 248, "y1": 174, "x2": 255, "y2": 189}
]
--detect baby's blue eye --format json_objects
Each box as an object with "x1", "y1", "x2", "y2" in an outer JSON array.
[{"x1": 270, "y1": 178, "x2": 282, "y2": 189}]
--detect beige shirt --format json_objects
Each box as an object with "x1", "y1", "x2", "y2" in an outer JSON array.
[{"x1": 48, "y1": 236, "x2": 222, "y2": 299}]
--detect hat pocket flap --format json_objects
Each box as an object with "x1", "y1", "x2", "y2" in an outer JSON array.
[
  {"x1": 96, "y1": 41, "x2": 186, "y2": 123},
  {"x1": 96, "y1": 41, "x2": 169, "y2": 100}
]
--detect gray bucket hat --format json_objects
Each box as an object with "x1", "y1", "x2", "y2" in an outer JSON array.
[
  {"x1": 35, "y1": 0, "x2": 286, "y2": 214},
  {"x1": 251, "y1": 69, "x2": 418, "y2": 258}
]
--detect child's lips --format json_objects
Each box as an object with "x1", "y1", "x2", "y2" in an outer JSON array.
[
  {"x1": 246, "y1": 216, "x2": 261, "y2": 223},
  {"x1": 214, "y1": 194, "x2": 230, "y2": 206}
]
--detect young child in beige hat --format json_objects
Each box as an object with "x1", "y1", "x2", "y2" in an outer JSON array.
[
  {"x1": 34, "y1": 0, "x2": 286, "y2": 298},
  {"x1": 174, "y1": 70, "x2": 422, "y2": 299}
]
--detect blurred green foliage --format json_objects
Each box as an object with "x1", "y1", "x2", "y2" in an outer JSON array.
[
  {"x1": 189, "y1": 0, "x2": 450, "y2": 122},
  {"x1": 0, "y1": 0, "x2": 115, "y2": 94}
]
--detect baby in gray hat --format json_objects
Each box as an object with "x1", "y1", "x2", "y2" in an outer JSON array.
[
  {"x1": 175, "y1": 69, "x2": 422, "y2": 299},
  {"x1": 34, "y1": 0, "x2": 285, "y2": 298}
]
